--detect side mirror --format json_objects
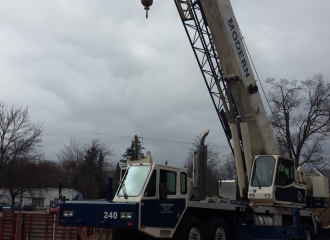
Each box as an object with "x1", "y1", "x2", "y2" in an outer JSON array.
[{"x1": 159, "y1": 183, "x2": 167, "y2": 202}]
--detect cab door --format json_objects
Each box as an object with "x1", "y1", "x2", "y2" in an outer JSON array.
[
  {"x1": 274, "y1": 158, "x2": 306, "y2": 205},
  {"x1": 140, "y1": 167, "x2": 187, "y2": 228},
  {"x1": 156, "y1": 169, "x2": 186, "y2": 228},
  {"x1": 140, "y1": 169, "x2": 158, "y2": 227}
]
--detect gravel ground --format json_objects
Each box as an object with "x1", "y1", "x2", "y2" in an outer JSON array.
[
  {"x1": 84, "y1": 234, "x2": 111, "y2": 240},
  {"x1": 315, "y1": 207, "x2": 330, "y2": 227}
]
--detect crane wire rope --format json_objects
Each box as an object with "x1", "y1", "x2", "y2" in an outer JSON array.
[{"x1": 241, "y1": 36, "x2": 276, "y2": 119}]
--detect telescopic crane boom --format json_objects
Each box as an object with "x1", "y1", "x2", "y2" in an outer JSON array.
[
  {"x1": 175, "y1": 0, "x2": 329, "y2": 205},
  {"x1": 199, "y1": 0, "x2": 279, "y2": 198},
  {"x1": 200, "y1": 0, "x2": 279, "y2": 155}
]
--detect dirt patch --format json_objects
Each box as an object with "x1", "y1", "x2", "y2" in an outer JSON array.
[
  {"x1": 320, "y1": 208, "x2": 330, "y2": 227},
  {"x1": 313, "y1": 206, "x2": 330, "y2": 227}
]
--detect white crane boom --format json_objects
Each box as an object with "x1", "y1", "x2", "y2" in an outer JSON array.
[{"x1": 200, "y1": 0, "x2": 279, "y2": 156}]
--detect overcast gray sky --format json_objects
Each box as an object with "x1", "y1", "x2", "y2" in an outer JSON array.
[{"x1": 0, "y1": 0, "x2": 329, "y2": 167}]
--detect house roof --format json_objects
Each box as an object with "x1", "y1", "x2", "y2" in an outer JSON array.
[{"x1": 319, "y1": 170, "x2": 330, "y2": 179}]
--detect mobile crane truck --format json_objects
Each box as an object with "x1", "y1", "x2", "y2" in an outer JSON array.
[{"x1": 59, "y1": 0, "x2": 330, "y2": 239}]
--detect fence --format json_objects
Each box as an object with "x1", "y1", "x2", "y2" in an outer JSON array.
[{"x1": 0, "y1": 212, "x2": 91, "y2": 240}]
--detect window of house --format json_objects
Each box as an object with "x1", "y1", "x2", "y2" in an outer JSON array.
[{"x1": 32, "y1": 197, "x2": 44, "y2": 207}]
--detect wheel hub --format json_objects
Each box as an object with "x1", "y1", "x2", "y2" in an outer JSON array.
[
  {"x1": 215, "y1": 227, "x2": 226, "y2": 240},
  {"x1": 303, "y1": 229, "x2": 311, "y2": 240},
  {"x1": 189, "y1": 227, "x2": 201, "y2": 240}
]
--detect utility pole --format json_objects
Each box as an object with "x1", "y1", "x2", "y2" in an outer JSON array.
[{"x1": 134, "y1": 135, "x2": 138, "y2": 160}]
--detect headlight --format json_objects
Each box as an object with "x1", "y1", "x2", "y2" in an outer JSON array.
[
  {"x1": 63, "y1": 210, "x2": 74, "y2": 217},
  {"x1": 249, "y1": 193, "x2": 255, "y2": 198},
  {"x1": 265, "y1": 194, "x2": 271, "y2": 198},
  {"x1": 120, "y1": 212, "x2": 133, "y2": 219}
]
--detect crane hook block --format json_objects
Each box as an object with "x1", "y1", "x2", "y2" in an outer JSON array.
[{"x1": 141, "y1": 0, "x2": 153, "y2": 19}]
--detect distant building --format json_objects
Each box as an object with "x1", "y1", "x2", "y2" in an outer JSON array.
[
  {"x1": 0, "y1": 188, "x2": 80, "y2": 209},
  {"x1": 319, "y1": 170, "x2": 330, "y2": 191},
  {"x1": 319, "y1": 169, "x2": 330, "y2": 182},
  {"x1": 309, "y1": 168, "x2": 330, "y2": 191}
]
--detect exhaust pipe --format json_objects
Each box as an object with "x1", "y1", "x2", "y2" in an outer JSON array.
[{"x1": 194, "y1": 130, "x2": 209, "y2": 201}]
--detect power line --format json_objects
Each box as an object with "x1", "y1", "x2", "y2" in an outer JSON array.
[
  {"x1": 44, "y1": 126, "x2": 230, "y2": 149},
  {"x1": 44, "y1": 127, "x2": 330, "y2": 154},
  {"x1": 45, "y1": 127, "x2": 132, "y2": 139}
]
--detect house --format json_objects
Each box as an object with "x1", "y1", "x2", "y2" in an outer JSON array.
[
  {"x1": 308, "y1": 168, "x2": 330, "y2": 192},
  {"x1": 318, "y1": 169, "x2": 330, "y2": 184},
  {"x1": 0, "y1": 188, "x2": 80, "y2": 209}
]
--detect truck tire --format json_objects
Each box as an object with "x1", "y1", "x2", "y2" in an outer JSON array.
[
  {"x1": 204, "y1": 217, "x2": 228, "y2": 240},
  {"x1": 176, "y1": 216, "x2": 203, "y2": 240},
  {"x1": 302, "y1": 223, "x2": 313, "y2": 240}
]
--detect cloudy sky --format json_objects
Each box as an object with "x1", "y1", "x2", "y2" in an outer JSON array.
[{"x1": 0, "y1": 0, "x2": 329, "y2": 167}]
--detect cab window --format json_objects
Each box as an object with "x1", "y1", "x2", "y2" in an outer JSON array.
[
  {"x1": 120, "y1": 168, "x2": 127, "y2": 180},
  {"x1": 117, "y1": 165, "x2": 151, "y2": 197},
  {"x1": 180, "y1": 172, "x2": 187, "y2": 194},
  {"x1": 251, "y1": 156, "x2": 276, "y2": 187},
  {"x1": 276, "y1": 158, "x2": 295, "y2": 186},
  {"x1": 144, "y1": 170, "x2": 156, "y2": 197},
  {"x1": 160, "y1": 170, "x2": 176, "y2": 195}
]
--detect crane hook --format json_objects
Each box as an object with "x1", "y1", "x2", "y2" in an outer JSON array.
[
  {"x1": 145, "y1": 6, "x2": 149, "y2": 19},
  {"x1": 141, "y1": 0, "x2": 153, "y2": 19}
]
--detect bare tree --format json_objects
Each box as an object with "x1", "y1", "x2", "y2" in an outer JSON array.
[
  {"x1": 267, "y1": 74, "x2": 330, "y2": 169},
  {"x1": 30, "y1": 161, "x2": 65, "y2": 188},
  {"x1": 184, "y1": 137, "x2": 222, "y2": 196},
  {"x1": 219, "y1": 153, "x2": 236, "y2": 180},
  {"x1": 58, "y1": 138, "x2": 115, "y2": 199},
  {"x1": 0, "y1": 102, "x2": 43, "y2": 211},
  {"x1": 58, "y1": 138, "x2": 85, "y2": 190}
]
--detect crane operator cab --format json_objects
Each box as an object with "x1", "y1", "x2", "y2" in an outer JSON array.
[
  {"x1": 113, "y1": 153, "x2": 190, "y2": 238},
  {"x1": 248, "y1": 155, "x2": 329, "y2": 207}
]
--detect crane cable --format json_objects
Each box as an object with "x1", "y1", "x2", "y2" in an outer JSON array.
[{"x1": 241, "y1": 36, "x2": 276, "y2": 119}]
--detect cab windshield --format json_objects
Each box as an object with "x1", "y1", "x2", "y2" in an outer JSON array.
[
  {"x1": 118, "y1": 165, "x2": 151, "y2": 197},
  {"x1": 251, "y1": 156, "x2": 275, "y2": 187}
]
